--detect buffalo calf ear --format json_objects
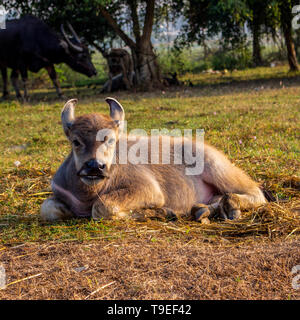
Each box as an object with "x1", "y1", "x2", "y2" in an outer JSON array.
[
  {"x1": 61, "y1": 99, "x2": 77, "y2": 137},
  {"x1": 105, "y1": 97, "x2": 125, "y2": 131}
]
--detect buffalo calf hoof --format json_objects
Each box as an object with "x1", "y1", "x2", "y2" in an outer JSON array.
[
  {"x1": 156, "y1": 207, "x2": 177, "y2": 221},
  {"x1": 164, "y1": 208, "x2": 178, "y2": 221},
  {"x1": 219, "y1": 193, "x2": 241, "y2": 220},
  {"x1": 191, "y1": 204, "x2": 211, "y2": 223}
]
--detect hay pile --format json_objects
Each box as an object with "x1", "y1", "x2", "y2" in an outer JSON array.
[
  {"x1": 183, "y1": 201, "x2": 300, "y2": 238},
  {"x1": 124, "y1": 200, "x2": 300, "y2": 242}
]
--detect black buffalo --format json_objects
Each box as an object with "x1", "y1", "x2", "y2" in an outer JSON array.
[{"x1": 0, "y1": 15, "x2": 97, "y2": 100}]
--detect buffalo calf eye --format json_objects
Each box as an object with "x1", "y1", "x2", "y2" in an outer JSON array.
[
  {"x1": 107, "y1": 138, "x2": 115, "y2": 145},
  {"x1": 73, "y1": 140, "x2": 81, "y2": 147}
]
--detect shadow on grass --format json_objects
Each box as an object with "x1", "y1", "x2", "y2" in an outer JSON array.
[
  {"x1": 2, "y1": 69, "x2": 300, "y2": 106},
  {"x1": 189, "y1": 72, "x2": 300, "y2": 92},
  {"x1": 0, "y1": 214, "x2": 113, "y2": 245}
]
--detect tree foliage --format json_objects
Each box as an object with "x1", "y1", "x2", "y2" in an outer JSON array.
[
  {"x1": 3, "y1": 0, "x2": 300, "y2": 81},
  {"x1": 3, "y1": 0, "x2": 117, "y2": 54},
  {"x1": 174, "y1": 0, "x2": 249, "y2": 50}
]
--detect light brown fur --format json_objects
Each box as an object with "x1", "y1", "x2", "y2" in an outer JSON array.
[{"x1": 41, "y1": 98, "x2": 266, "y2": 222}]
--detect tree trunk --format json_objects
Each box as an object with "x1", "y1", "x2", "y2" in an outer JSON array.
[
  {"x1": 131, "y1": 41, "x2": 162, "y2": 89},
  {"x1": 283, "y1": 27, "x2": 299, "y2": 71},
  {"x1": 99, "y1": 0, "x2": 162, "y2": 90},
  {"x1": 279, "y1": 1, "x2": 299, "y2": 71},
  {"x1": 252, "y1": 6, "x2": 262, "y2": 66}
]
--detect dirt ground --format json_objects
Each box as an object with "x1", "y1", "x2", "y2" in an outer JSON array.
[{"x1": 0, "y1": 235, "x2": 299, "y2": 300}]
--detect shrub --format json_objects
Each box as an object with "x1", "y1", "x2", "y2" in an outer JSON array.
[
  {"x1": 211, "y1": 47, "x2": 252, "y2": 71},
  {"x1": 158, "y1": 47, "x2": 210, "y2": 75}
]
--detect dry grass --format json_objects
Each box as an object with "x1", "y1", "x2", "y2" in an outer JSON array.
[
  {"x1": 0, "y1": 198, "x2": 299, "y2": 299},
  {"x1": 195, "y1": 201, "x2": 300, "y2": 238},
  {"x1": 0, "y1": 237, "x2": 299, "y2": 300}
]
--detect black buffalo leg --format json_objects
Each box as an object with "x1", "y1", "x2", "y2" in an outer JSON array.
[
  {"x1": 20, "y1": 67, "x2": 29, "y2": 102},
  {"x1": 1, "y1": 67, "x2": 9, "y2": 99},
  {"x1": 45, "y1": 65, "x2": 63, "y2": 98},
  {"x1": 11, "y1": 69, "x2": 22, "y2": 101}
]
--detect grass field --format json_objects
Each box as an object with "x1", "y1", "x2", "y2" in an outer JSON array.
[{"x1": 0, "y1": 65, "x2": 299, "y2": 299}]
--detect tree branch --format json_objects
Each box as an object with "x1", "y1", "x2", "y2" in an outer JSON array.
[
  {"x1": 141, "y1": 0, "x2": 155, "y2": 42},
  {"x1": 98, "y1": 4, "x2": 136, "y2": 49},
  {"x1": 127, "y1": 0, "x2": 141, "y2": 43}
]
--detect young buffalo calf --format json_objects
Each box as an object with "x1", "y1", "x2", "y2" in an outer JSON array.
[{"x1": 41, "y1": 98, "x2": 266, "y2": 222}]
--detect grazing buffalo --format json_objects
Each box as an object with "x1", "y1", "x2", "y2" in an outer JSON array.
[
  {"x1": 41, "y1": 97, "x2": 266, "y2": 222},
  {"x1": 101, "y1": 49, "x2": 134, "y2": 93},
  {"x1": 0, "y1": 15, "x2": 97, "y2": 100}
]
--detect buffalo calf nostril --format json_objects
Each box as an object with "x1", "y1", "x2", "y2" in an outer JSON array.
[
  {"x1": 86, "y1": 159, "x2": 98, "y2": 169},
  {"x1": 85, "y1": 159, "x2": 106, "y2": 172},
  {"x1": 98, "y1": 163, "x2": 106, "y2": 170}
]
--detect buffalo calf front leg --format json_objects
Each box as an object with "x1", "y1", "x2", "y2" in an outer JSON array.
[
  {"x1": 41, "y1": 197, "x2": 74, "y2": 221},
  {"x1": 92, "y1": 184, "x2": 165, "y2": 220}
]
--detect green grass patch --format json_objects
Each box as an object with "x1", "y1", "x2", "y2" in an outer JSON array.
[{"x1": 0, "y1": 65, "x2": 299, "y2": 244}]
